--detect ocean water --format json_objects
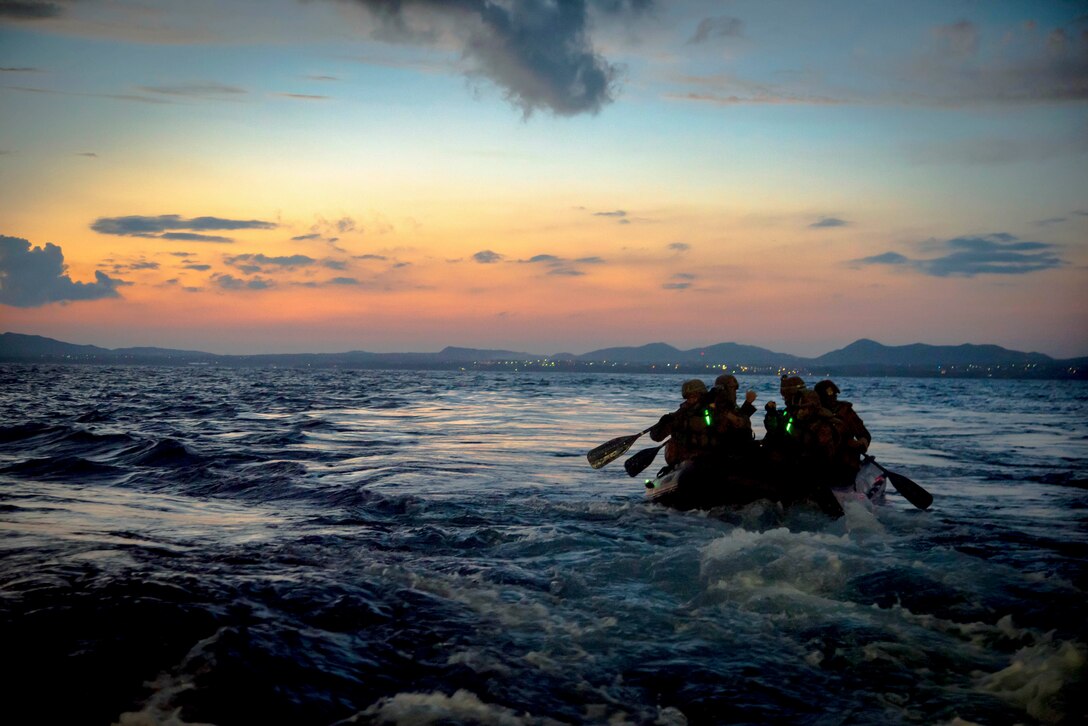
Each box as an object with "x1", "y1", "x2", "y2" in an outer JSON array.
[{"x1": 1, "y1": 365, "x2": 1085, "y2": 726}]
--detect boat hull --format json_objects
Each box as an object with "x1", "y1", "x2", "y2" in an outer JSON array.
[{"x1": 645, "y1": 457, "x2": 886, "y2": 512}]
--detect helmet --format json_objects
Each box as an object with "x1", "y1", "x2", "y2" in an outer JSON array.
[
  {"x1": 714, "y1": 374, "x2": 738, "y2": 390},
  {"x1": 780, "y1": 376, "x2": 806, "y2": 395},
  {"x1": 681, "y1": 379, "x2": 707, "y2": 397}
]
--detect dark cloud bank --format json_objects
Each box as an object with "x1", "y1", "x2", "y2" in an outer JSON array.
[
  {"x1": 853, "y1": 233, "x2": 1067, "y2": 277},
  {"x1": 339, "y1": 0, "x2": 652, "y2": 116},
  {"x1": 0, "y1": 234, "x2": 126, "y2": 307},
  {"x1": 91, "y1": 215, "x2": 277, "y2": 243}
]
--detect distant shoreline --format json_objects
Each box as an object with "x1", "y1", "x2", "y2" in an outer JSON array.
[
  {"x1": 1, "y1": 357, "x2": 1083, "y2": 381},
  {"x1": 2, "y1": 332, "x2": 1085, "y2": 380}
]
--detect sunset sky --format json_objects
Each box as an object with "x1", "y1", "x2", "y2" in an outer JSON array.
[{"x1": 2, "y1": 0, "x2": 1086, "y2": 358}]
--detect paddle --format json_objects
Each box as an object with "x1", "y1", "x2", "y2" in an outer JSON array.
[
  {"x1": 866, "y1": 456, "x2": 933, "y2": 510},
  {"x1": 586, "y1": 426, "x2": 654, "y2": 469},
  {"x1": 624, "y1": 442, "x2": 667, "y2": 477},
  {"x1": 811, "y1": 480, "x2": 845, "y2": 519}
]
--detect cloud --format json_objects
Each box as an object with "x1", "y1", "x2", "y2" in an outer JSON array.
[
  {"x1": 275, "y1": 93, "x2": 330, "y2": 101},
  {"x1": 590, "y1": 209, "x2": 632, "y2": 224},
  {"x1": 1, "y1": 67, "x2": 40, "y2": 72},
  {"x1": 112, "y1": 260, "x2": 159, "y2": 272},
  {"x1": 662, "y1": 272, "x2": 694, "y2": 290},
  {"x1": 851, "y1": 233, "x2": 1067, "y2": 277},
  {"x1": 517, "y1": 252, "x2": 598, "y2": 276},
  {"x1": 292, "y1": 233, "x2": 322, "y2": 241},
  {"x1": 224, "y1": 253, "x2": 317, "y2": 270},
  {"x1": 161, "y1": 232, "x2": 233, "y2": 243},
  {"x1": 91, "y1": 214, "x2": 277, "y2": 242},
  {"x1": 212, "y1": 273, "x2": 273, "y2": 291},
  {"x1": 810, "y1": 217, "x2": 849, "y2": 228},
  {"x1": 688, "y1": 16, "x2": 743, "y2": 45},
  {"x1": 668, "y1": 242, "x2": 690, "y2": 252},
  {"x1": 328, "y1": 277, "x2": 360, "y2": 285},
  {"x1": 183, "y1": 264, "x2": 211, "y2": 271},
  {"x1": 137, "y1": 83, "x2": 248, "y2": 101},
  {"x1": 0, "y1": 84, "x2": 174, "y2": 104},
  {"x1": 931, "y1": 19, "x2": 978, "y2": 60},
  {"x1": 854, "y1": 251, "x2": 910, "y2": 266},
  {"x1": 355, "y1": 253, "x2": 389, "y2": 261},
  {"x1": 668, "y1": 72, "x2": 848, "y2": 106},
  {"x1": 0, "y1": 1, "x2": 68, "y2": 19},
  {"x1": 0, "y1": 234, "x2": 127, "y2": 307},
  {"x1": 340, "y1": 0, "x2": 649, "y2": 117},
  {"x1": 523, "y1": 254, "x2": 562, "y2": 264},
  {"x1": 906, "y1": 18, "x2": 1088, "y2": 105},
  {"x1": 473, "y1": 250, "x2": 503, "y2": 263}
]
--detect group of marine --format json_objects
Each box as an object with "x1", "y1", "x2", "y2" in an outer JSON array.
[{"x1": 649, "y1": 374, "x2": 871, "y2": 489}]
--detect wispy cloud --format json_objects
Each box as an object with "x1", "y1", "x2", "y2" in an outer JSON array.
[
  {"x1": 213, "y1": 273, "x2": 273, "y2": 291},
  {"x1": 810, "y1": 217, "x2": 849, "y2": 228},
  {"x1": 274, "y1": 93, "x2": 330, "y2": 101},
  {"x1": 851, "y1": 233, "x2": 1067, "y2": 277},
  {"x1": 91, "y1": 214, "x2": 277, "y2": 243},
  {"x1": 593, "y1": 209, "x2": 630, "y2": 225},
  {"x1": 473, "y1": 250, "x2": 503, "y2": 264},
  {"x1": 109, "y1": 260, "x2": 159, "y2": 273},
  {"x1": 668, "y1": 73, "x2": 848, "y2": 106},
  {"x1": 224, "y1": 253, "x2": 317, "y2": 271},
  {"x1": 138, "y1": 83, "x2": 247, "y2": 101},
  {"x1": 688, "y1": 16, "x2": 743, "y2": 45},
  {"x1": 0, "y1": 1, "x2": 70, "y2": 20},
  {"x1": 0, "y1": 84, "x2": 173, "y2": 104},
  {"x1": 662, "y1": 272, "x2": 695, "y2": 290},
  {"x1": 903, "y1": 18, "x2": 1088, "y2": 105},
  {"x1": 0, "y1": 234, "x2": 127, "y2": 307},
  {"x1": 517, "y1": 252, "x2": 602, "y2": 277},
  {"x1": 160, "y1": 232, "x2": 233, "y2": 243}
]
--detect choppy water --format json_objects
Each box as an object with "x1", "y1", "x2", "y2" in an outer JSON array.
[{"x1": 1, "y1": 365, "x2": 1085, "y2": 725}]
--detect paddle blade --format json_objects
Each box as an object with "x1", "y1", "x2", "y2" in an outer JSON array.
[
  {"x1": 624, "y1": 444, "x2": 664, "y2": 477},
  {"x1": 867, "y1": 457, "x2": 933, "y2": 510},
  {"x1": 886, "y1": 471, "x2": 933, "y2": 510},
  {"x1": 587, "y1": 431, "x2": 642, "y2": 469}
]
